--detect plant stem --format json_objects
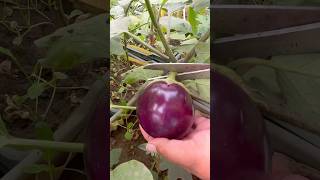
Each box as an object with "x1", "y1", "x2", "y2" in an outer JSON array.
[
  {"x1": 144, "y1": 0, "x2": 176, "y2": 62},
  {"x1": 111, "y1": 105, "x2": 136, "y2": 110},
  {"x1": 125, "y1": 0, "x2": 136, "y2": 15},
  {"x1": 43, "y1": 86, "x2": 56, "y2": 119},
  {"x1": 7, "y1": 137, "x2": 84, "y2": 153},
  {"x1": 167, "y1": 71, "x2": 177, "y2": 81},
  {"x1": 178, "y1": 29, "x2": 210, "y2": 63},
  {"x1": 125, "y1": 32, "x2": 169, "y2": 61}
]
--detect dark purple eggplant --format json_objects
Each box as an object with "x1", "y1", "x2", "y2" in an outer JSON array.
[
  {"x1": 137, "y1": 80, "x2": 194, "y2": 139},
  {"x1": 85, "y1": 95, "x2": 108, "y2": 180},
  {"x1": 212, "y1": 71, "x2": 271, "y2": 180}
]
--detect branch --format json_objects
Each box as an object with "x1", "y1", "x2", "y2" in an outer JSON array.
[
  {"x1": 179, "y1": 29, "x2": 210, "y2": 63},
  {"x1": 7, "y1": 137, "x2": 84, "y2": 153},
  {"x1": 144, "y1": 0, "x2": 176, "y2": 62},
  {"x1": 125, "y1": 32, "x2": 170, "y2": 61}
]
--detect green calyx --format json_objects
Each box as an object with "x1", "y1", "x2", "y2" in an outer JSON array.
[{"x1": 144, "y1": 71, "x2": 191, "y2": 94}]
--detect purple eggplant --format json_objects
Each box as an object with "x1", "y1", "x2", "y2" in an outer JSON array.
[
  {"x1": 84, "y1": 95, "x2": 108, "y2": 180},
  {"x1": 213, "y1": 71, "x2": 271, "y2": 180},
  {"x1": 137, "y1": 81, "x2": 194, "y2": 139}
]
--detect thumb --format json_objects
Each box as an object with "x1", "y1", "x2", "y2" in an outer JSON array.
[{"x1": 147, "y1": 138, "x2": 194, "y2": 168}]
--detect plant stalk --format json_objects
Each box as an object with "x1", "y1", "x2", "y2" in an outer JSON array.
[
  {"x1": 125, "y1": 32, "x2": 169, "y2": 61},
  {"x1": 7, "y1": 137, "x2": 84, "y2": 153},
  {"x1": 111, "y1": 105, "x2": 137, "y2": 110},
  {"x1": 144, "y1": 0, "x2": 176, "y2": 62},
  {"x1": 178, "y1": 29, "x2": 210, "y2": 63},
  {"x1": 167, "y1": 71, "x2": 177, "y2": 81}
]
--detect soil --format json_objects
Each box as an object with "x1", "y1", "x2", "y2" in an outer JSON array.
[
  {"x1": 0, "y1": 1, "x2": 106, "y2": 179},
  {"x1": 0, "y1": 1, "x2": 104, "y2": 138}
]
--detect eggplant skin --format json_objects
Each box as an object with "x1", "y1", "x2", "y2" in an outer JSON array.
[
  {"x1": 84, "y1": 95, "x2": 108, "y2": 180},
  {"x1": 137, "y1": 81, "x2": 194, "y2": 139},
  {"x1": 212, "y1": 71, "x2": 270, "y2": 180}
]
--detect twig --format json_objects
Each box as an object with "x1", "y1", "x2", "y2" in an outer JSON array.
[
  {"x1": 125, "y1": 32, "x2": 170, "y2": 61},
  {"x1": 144, "y1": 0, "x2": 176, "y2": 62},
  {"x1": 35, "y1": 66, "x2": 43, "y2": 113},
  {"x1": 64, "y1": 168, "x2": 87, "y2": 176},
  {"x1": 178, "y1": 29, "x2": 210, "y2": 63},
  {"x1": 56, "y1": 86, "x2": 90, "y2": 90},
  {"x1": 7, "y1": 137, "x2": 84, "y2": 152},
  {"x1": 111, "y1": 104, "x2": 137, "y2": 110},
  {"x1": 43, "y1": 86, "x2": 56, "y2": 119},
  {"x1": 125, "y1": 0, "x2": 136, "y2": 15}
]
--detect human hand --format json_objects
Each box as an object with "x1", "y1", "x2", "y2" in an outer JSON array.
[{"x1": 139, "y1": 113, "x2": 210, "y2": 180}]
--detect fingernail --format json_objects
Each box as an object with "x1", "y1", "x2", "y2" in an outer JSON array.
[{"x1": 146, "y1": 143, "x2": 157, "y2": 153}]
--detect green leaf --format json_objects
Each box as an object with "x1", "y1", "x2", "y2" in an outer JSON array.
[
  {"x1": 110, "y1": 5, "x2": 125, "y2": 18},
  {"x1": 194, "y1": 41, "x2": 210, "y2": 63},
  {"x1": 159, "y1": 157, "x2": 192, "y2": 180},
  {"x1": 111, "y1": 35, "x2": 125, "y2": 56},
  {"x1": 27, "y1": 83, "x2": 46, "y2": 100},
  {"x1": 123, "y1": 67, "x2": 163, "y2": 84},
  {"x1": 110, "y1": 148, "x2": 122, "y2": 167},
  {"x1": 169, "y1": 33, "x2": 186, "y2": 40},
  {"x1": 191, "y1": 0, "x2": 209, "y2": 12},
  {"x1": 118, "y1": 86, "x2": 126, "y2": 94},
  {"x1": 188, "y1": 7, "x2": 199, "y2": 35},
  {"x1": 182, "y1": 79, "x2": 210, "y2": 101},
  {"x1": 0, "y1": 115, "x2": 8, "y2": 136},
  {"x1": 111, "y1": 16, "x2": 141, "y2": 38},
  {"x1": 127, "y1": 122, "x2": 134, "y2": 129},
  {"x1": 23, "y1": 164, "x2": 50, "y2": 174},
  {"x1": 242, "y1": 54, "x2": 320, "y2": 130},
  {"x1": 196, "y1": 15, "x2": 210, "y2": 37},
  {"x1": 111, "y1": 160, "x2": 153, "y2": 180},
  {"x1": 159, "y1": 16, "x2": 192, "y2": 33},
  {"x1": 0, "y1": 46, "x2": 16, "y2": 60},
  {"x1": 124, "y1": 131, "x2": 133, "y2": 141},
  {"x1": 12, "y1": 94, "x2": 28, "y2": 106},
  {"x1": 35, "y1": 14, "x2": 108, "y2": 70}
]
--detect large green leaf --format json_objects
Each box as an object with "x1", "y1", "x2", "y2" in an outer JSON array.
[
  {"x1": 188, "y1": 7, "x2": 199, "y2": 35},
  {"x1": 182, "y1": 79, "x2": 210, "y2": 101},
  {"x1": 111, "y1": 160, "x2": 153, "y2": 180},
  {"x1": 122, "y1": 67, "x2": 163, "y2": 84},
  {"x1": 191, "y1": 0, "x2": 209, "y2": 12},
  {"x1": 194, "y1": 40, "x2": 210, "y2": 63},
  {"x1": 111, "y1": 35, "x2": 125, "y2": 55},
  {"x1": 110, "y1": 5, "x2": 125, "y2": 18},
  {"x1": 159, "y1": 16, "x2": 192, "y2": 33},
  {"x1": 111, "y1": 16, "x2": 141, "y2": 38},
  {"x1": 196, "y1": 14, "x2": 210, "y2": 37},
  {"x1": 35, "y1": 14, "x2": 108, "y2": 70},
  {"x1": 159, "y1": 158, "x2": 192, "y2": 180},
  {"x1": 110, "y1": 148, "x2": 122, "y2": 167},
  {"x1": 242, "y1": 54, "x2": 320, "y2": 128}
]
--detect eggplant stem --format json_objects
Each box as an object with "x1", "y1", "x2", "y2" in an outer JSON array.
[{"x1": 167, "y1": 72, "x2": 177, "y2": 81}]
